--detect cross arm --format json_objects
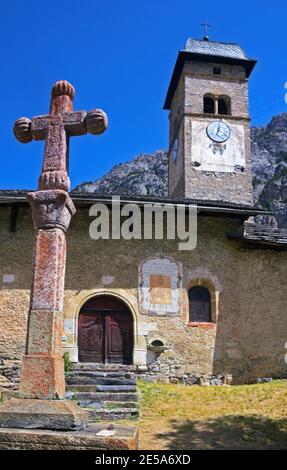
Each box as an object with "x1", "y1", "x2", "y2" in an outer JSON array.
[
  {"x1": 63, "y1": 110, "x2": 87, "y2": 136},
  {"x1": 13, "y1": 115, "x2": 50, "y2": 143},
  {"x1": 13, "y1": 108, "x2": 108, "y2": 144},
  {"x1": 31, "y1": 115, "x2": 50, "y2": 140},
  {"x1": 64, "y1": 109, "x2": 108, "y2": 136}
]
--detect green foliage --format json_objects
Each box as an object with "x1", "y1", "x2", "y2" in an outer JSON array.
[{"x1": 63, "y1": 352, "x2": 73, "y2": 372}]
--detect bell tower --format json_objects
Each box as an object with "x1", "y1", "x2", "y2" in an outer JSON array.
[{"x1": 164, "y1": 36, "x2": 256, "y2": 205}]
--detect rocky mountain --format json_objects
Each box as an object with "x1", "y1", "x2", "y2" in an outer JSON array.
[
  {"x1": 75, "y1": 113, "x2": 287, "y2": 227},
  {"x1": 75, "y1": 150, "x2": 168, "y2": 197},
  {"x1": 251, "y1": 113, "x2": 287, "y2": 227}
]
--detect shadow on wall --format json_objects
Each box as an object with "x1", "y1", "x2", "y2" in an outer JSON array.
[
  {"x1": 154, "y1": 415, "x2": 287, "y2": 450},
  {"x1": 212, "y1": 247, "x2": 287, "y2": 384}
]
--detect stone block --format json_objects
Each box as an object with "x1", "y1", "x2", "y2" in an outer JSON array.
[
  {"x1": 28, "y1": 310, "x2": 63, "y2": 356},
  {"x1": 0, "y1": 399, "x2": 88, "y2": 431},
  {"x1": 20, "y1": 355, "x2": 65, "y2": 399},
  {"x1": 0, "y1": 423, "x2": 138, "y2": 450}
]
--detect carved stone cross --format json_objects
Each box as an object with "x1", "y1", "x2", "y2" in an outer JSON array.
[{"x1": 14, "y1": 80, "x2": 108, "y2": 192}]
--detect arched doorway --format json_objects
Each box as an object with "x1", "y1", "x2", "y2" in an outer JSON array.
[{"x1": 78, "y1": 295, "x2": 134, "y2": 364}]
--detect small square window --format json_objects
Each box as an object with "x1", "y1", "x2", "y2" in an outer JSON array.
[{"x1": 213, "y1": 67, "x2": 222, "y2": 75}]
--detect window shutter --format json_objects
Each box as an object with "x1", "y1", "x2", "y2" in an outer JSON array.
[{"x1": 189, "y1": 286, "x2": 211, "y2": 322}]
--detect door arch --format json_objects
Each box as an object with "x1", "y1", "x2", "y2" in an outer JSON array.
[{"x1": 78, "y1": 295, "x2": 134, "y2": 364}]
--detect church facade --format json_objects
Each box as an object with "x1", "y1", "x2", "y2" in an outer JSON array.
[{"x1": 1, "y1": 37, "x2": 287, "y2": 388}]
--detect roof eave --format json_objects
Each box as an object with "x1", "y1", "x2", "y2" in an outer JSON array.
[{"x1": 0, "y1": 192, "x2": 269, "y2": 218}]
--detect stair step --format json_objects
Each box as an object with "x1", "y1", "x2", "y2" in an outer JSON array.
[
  {"x1": 66, "y1": 376, "x2": 136, "y2": 386},
  {"x1": 67, "y1": 385, "x2": 100, "y2": 392},
  {"x1": 79, "y1": 401, "x2": 138, "y2": 409},
  {"x1": 67, "y1": 370, "x2": 134, "y2": 379},
  {"x1": 66, "y1": 384, "x2": 137, "y2": 392},
  {"x1": 104, "y1": 401, "x2": 138, "y2": 409},
  {"x1": 96, "y1": 385, "x2": 137, "y2": 392},
  {"x1": 67, "y1": 391, "x2": 138, "y2": 402},
  {"x1": 74, "y1": 363, "x2": 137, "y2": 372},
  {"x1": 85, "y1": 408, "x2": 139, "y2": 421}
]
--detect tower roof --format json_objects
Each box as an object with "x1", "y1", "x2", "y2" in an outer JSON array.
[
  {"x1": 185, "y1": 38, "x2": 251, "y2": 60},
  {"x1": 163, "y1": 38, "x2": 257, "y2": 110}
]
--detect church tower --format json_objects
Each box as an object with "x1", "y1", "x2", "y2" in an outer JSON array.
[{"x1": 164, "y1": 36, "x2": 257, "y2": 205}]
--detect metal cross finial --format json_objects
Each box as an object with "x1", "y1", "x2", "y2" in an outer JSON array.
[
  {"x1": 201, "y1": 21, "x2": 212, "y2": 39},
  {"x1": 13, "y1": 80, "x2": 108, "y2": 192}
]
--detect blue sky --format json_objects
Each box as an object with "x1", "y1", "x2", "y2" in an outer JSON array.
[{"x1": 0, "y1": 0, "x2": 286, "y2": 189}]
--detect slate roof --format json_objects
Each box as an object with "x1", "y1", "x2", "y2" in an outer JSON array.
[
  {"x1": 0, "y1": 189, "x2": 268, "y2": 217},
  {"x1": 184, "y1": 38, "x2": 251, "y2": 60},
  {"x1": 163, "y1": 38, "x2": 257, "y2": 109},
  {"x1": 242, "y1": 221, "x2": 287, "y2": 248},
  {"x1": 228, "y1": 219, "x2": 287, "y2": 249}
]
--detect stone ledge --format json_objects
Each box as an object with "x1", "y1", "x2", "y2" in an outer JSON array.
[
  {"x1": 0, "y1": 399, "x2": 88, "y2": 431},
  {"x1": 0, "y1": 423, "x2": 138, "y2": 450},
  {"x1": 188, "y1": 322, "x2": 216, "y2": 328}
]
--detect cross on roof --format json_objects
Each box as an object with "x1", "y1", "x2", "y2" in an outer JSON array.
[{"x1": 200, "y1": 21, "x2": 212, "y2": 39}]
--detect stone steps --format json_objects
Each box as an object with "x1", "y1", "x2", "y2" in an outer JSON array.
[
  {"x1": 79, "y1": 400, "x2": 138, "y2": 410},
  {"x1": 74, "y1": 362, "x2": 137, "y2": 372},
  {"x1": 66, "y1": 370, "x2": 134, "y2": 378},
  {"x1": 65, "y1": 364, "x2": 139, "y2": 421},
  {"x1": 66, "y1": 376, "x2": 136, "y2": 386},
  {"x1": 67, "y1": 384, "x2": 137, "y2": 392},
  {"x1": 85, "y1": 407, "x2": 139, "y2": 421},
  {"x1": 67, "y1": 391, "x2": 138, "y2": 402}
]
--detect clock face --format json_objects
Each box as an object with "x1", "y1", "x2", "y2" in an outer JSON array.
[
  {"x1": 172, "y1": 137, "x2": 179, "y2": 162},
  {"x1": 207, "y1": 121, "x2": 231, "y2": 143}
]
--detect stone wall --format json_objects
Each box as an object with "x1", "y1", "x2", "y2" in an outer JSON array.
[
  {"x1": 0, "y1": 206, "x2": 32, "y2": 391},
  {"x1": 0, "y1": 203, "x2": 287, "y2": 389},
  {"x1": 184, "y1": 61, "x2": 249, "y2": 117}
]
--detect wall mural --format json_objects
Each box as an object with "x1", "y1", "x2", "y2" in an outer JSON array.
[{"x1": 138, "y1": 255, "x2": 182, "y2": 316}]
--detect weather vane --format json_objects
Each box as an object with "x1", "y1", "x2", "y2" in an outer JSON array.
[{"x1": 201, "y1": 21, "x2": 212, "y2": 39}]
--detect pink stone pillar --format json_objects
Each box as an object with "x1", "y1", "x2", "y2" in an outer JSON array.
[{"x1": 20, "y1": 190, "x2": 75, "y2": 399}]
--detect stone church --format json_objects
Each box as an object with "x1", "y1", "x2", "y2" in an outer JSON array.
[{"x1": 1, "y1": 36, "x2": 287, "y2": 389}]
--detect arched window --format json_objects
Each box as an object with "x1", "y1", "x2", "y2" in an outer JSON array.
[
  {"x1": 188, "y1": 286, "x2": 211, "y2": 323},
  {"x1": 218, "y1": 96, "x2": 231, "y2": 116},
  {"x1": 203, "y1": 95, "x2": 215, "y2": 114}
]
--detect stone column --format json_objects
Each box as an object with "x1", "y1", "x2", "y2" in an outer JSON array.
[{"x1": 20, "y1": 190, "x2": 75, "y2": 399}]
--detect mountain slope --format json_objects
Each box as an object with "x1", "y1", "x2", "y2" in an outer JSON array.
[
  {"x1": 251, "y1": 113, "x2": 287, "y2": 227},
  {"x1": 75, "y1": 150, "x2": 168, "y2": 197}
]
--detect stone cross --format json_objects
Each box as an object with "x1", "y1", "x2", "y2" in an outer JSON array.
[
  {"x1": 14, "y1": 80, "x2": 108, "y2": 192},
  {"x1": 12, "y1": 81, "x2": 107, "y2": 404}
]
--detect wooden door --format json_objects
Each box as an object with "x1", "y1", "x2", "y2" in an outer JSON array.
[
  {"x1": 78, "y1": 296, "x2": 133, "y2": 364},
  {"x1": 106, "y1": 312, "x2": 134, "y2": 364},
  {"x1": 78, "y1": 312, "x2": 105, "y2": 362}
]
